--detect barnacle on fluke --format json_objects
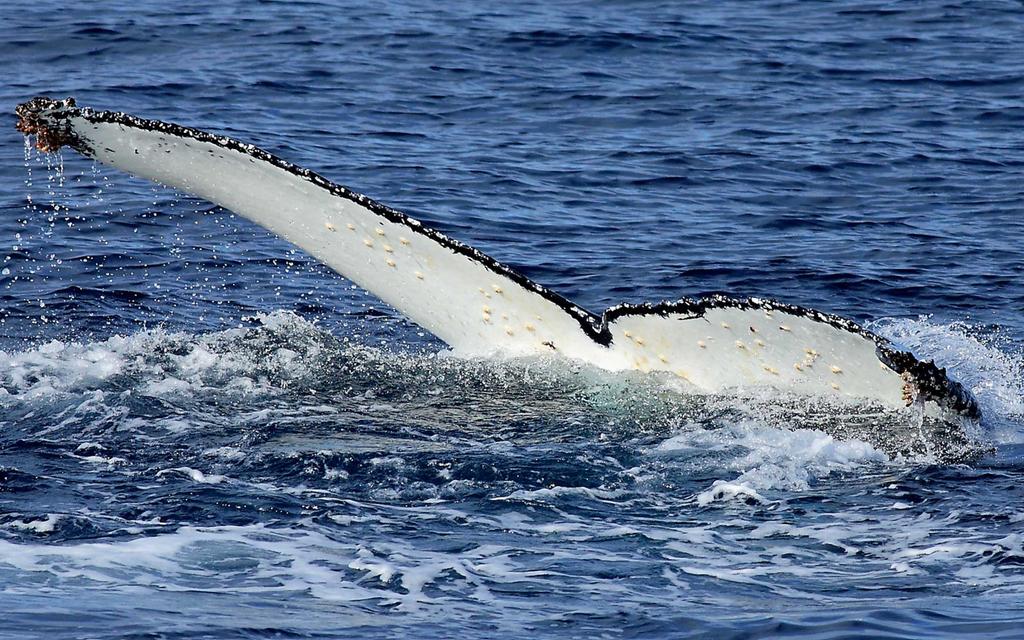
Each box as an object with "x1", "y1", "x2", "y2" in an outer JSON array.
[{"x1": 15, "y1": 96, "x2": 82, "y2": 153}]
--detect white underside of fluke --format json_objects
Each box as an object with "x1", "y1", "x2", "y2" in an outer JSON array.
[
  {"x1": 24, "y1": 103, "x2": 971, "y2": 418},
  {"x1": 68, "y1": 115, "x2": 612, "y2": 363},
  {"x1": 606, "y1": 305, "x2": 904, "y2": 406}
]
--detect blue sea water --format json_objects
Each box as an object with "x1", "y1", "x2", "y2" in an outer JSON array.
[{"x1": 2, "y1": 0, "x2": 1024, "y2": 637}]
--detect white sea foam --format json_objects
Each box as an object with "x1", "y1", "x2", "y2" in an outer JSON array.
[
  {"x1": 0, "y1": 336, "x2": 129, "y2": 401},
  {"x1": 0, "y1": 311, "x2": 324, "y2": 405},
  {"x1": 73, "y1": 454, "x2": 128, "y2": 466},
  {"x1": 873, "y1": 316, "x2": 1024, "y2": 441},
  {"x1": 492, "y1": 485, "x2": 626, "y2": 503},
  {"x1": 6, "y1": 514, "x2": 61, "y2": 534},
  {"x1": 696, "y1": 481, "x2": 768, "y2": 506},
  {"x1": 652, "y1": 420, "x2": 888, "y2": 506},
  {"x1": 0, "y1": 496, "x2": 1018, "y2": 617},
  {"x1": 157, "y1": 467, "x2": 227, "y2": 484},
  {"x1": 0, "y1": 523, "x2": 558, "y2": 612},
  {"x1": 201, "y1": 446, "x2": 247, "y2": 461}
]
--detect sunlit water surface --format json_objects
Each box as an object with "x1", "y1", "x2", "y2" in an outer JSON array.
[{"x1": 1, "y1": 1, "x2": 1023, "y2": 638}]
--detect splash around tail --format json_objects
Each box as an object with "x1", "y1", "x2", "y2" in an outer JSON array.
[{"x1": 13, "y1": 95, "x2": 983, "y2": 454}]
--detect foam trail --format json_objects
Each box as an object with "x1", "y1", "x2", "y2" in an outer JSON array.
[{"x1": 13, "y1": 97, "x2": 979, "y2": 428}]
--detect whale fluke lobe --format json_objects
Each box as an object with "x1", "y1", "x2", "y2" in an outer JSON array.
[
  {"x1": 16, "y1": 96, "x2": 82, "y2": 152},
  {"x1": 14, "y1": 96, "x2": 982, "y2": 429}
]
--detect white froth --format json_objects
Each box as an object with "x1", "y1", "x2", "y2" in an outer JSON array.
[
  {"x1": 874, "y1": 316, "x2": 1024, "y2": 441},
  {"x1": 696, "y1": 481, "x2": 768, "y2": 506},
  {"x1": 492, "y1": 485, "x2": 626, "y2": 503},
  {"x1": 6, "y1": 514, "x2": 62, "y2": 534},
  {"x1": 651, "y1": 421, "x2": 888, "y2": 505},
  {"x1": 157, "y1": 467, "x2": 227, "y2": 484},
  {"x1": 0, "y1": 311, "x2": 323, "y2": 405},
  {"x1": 202, "y1": 446, "x2": 246, "y2": 461},
  {"x1": 74, "y1": 454, "x2": 128, "y2": 466}
]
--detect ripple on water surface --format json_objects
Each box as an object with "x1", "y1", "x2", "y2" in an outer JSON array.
[
  {"x1": 2, "y1": 0, "x2": 1024, "y2": 638},
  {"x1": 0, "y1": 312, "x2": 1022, "y2": 638}
]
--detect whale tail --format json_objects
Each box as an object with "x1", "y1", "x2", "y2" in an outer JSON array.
[{"x1": 15, "y1": 96, "x2": 981, "y2": 429}]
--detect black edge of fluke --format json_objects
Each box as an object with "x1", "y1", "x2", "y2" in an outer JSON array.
[
  {"x1": 16, "y1": 96, "x2": 90, "y2": 154},
  {"x1": 13, "y1": 96, "x2": 983, "y2": 423}
]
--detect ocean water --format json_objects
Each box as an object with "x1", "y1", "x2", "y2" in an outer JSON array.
[{"x1": 2, "y1": 1, "x2": 1024, "y2": 638}]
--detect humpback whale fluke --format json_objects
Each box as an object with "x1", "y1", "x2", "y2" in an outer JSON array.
[{"x1": 14, "y1": 96, "x2": 981, "y2": 425}]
